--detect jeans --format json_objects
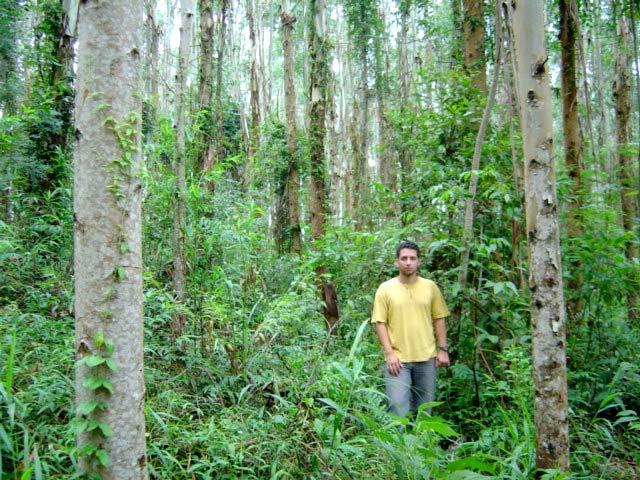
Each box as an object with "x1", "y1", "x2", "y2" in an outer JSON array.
[{"x1": 385, "y1": 358, "x2": 436, "y2": 417}]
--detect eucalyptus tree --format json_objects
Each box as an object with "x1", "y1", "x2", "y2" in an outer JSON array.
[
  {"x1": 463, "y1": 0, "x2": 486, "y2": 95},
  {"x1": 559, "y1": 0, "x2": 584, "y2": 320},
  {"x1": 144, "y1": 0, "x2": 161, "y2": 128},
  {"x1": 198, "y1": 0, "x2": 215, "y2": 171},
  {"x1": 345, "y1": 0, "x2": 376, "y2": 224},
  {"x1": 73, "y1": 0, "x2": 147, "y2": 477},
  {"x1": 511, "y1": 0, "x2": 569, "y2": 470},
  {"x1": 281, "y1": 0, "x2": 302, "y2": 255},
  {"x1": 373, "y1": 2, "x2": 395, "y2": 191},
  {"x1": 397, "y1": 0, "x2": 412, "y2": 220},
  {"x1": 247, "y1": 0, "x2": 260, "y2": 163},
  {"x1": 172, "y1": 0, "x2": 194, "y2": 338},
  {"x1": 458, "y1": 0, "x2": 502, "y2": 293},
  {"x1": 614, "y1": 13, "x2": 639, "y2": 323},
  {"x1": 0, "y1": 0, "x2": 21, "y2": 116},
  {"x1": 214, "y1": 0, "x2": 229, "y2": 164},
  {"x1": 309, "y1": 0, "x2": 339, "y2": 330}
]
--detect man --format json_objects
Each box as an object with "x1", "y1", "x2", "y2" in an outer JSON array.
[{"x1": 371, "y1": 241, "x2": 450, "y2": 418}]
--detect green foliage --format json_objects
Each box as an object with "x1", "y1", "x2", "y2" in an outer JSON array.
[{"x1": 1, "y1": 1, "x2": 639, "y2": 478}]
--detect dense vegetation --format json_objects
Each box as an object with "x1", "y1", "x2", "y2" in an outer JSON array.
[{"x1": 1, "y1": 0, "x2": 639, "y2": 478}]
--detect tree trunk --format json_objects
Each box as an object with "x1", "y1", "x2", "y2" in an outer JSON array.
[
  {"x1": 451, "y1": 0, "x2": 463, "y2": 63},
  {"x1": 629, "y1": 0, "x2": 640, "y2": 217},
  {"x1": 398, "y1": 0, "x2": 412, "y2": 223},
  {"x1": 281, "y1": 0, "x2": 302, "y2": 255},
  {"x1": 559, "y1": 0, "x2": 584, "y2": 321},
  {"x1": 309, "y1": 0, "x2": 339, "y2": 331},
  {"x1": 374, "y1": 7, "x2": 395, "y2": 191},
  {"x1": 511, "y1": 0, "x2": 569, "y2": 471},
  {"x1": 73, "y1": 0, "x2": 147, "y2": 477},
  {"x1": 353, "y1": 4, "x2": 370, "y2": 227},
  {"x1": 247, "y1": 0, "x2": 260, "y2": 163},
  {"x1": 198, "y1": 0, "x2": 214, "y2": 171},
  {"x1": 144, "y1": 0, "x2": 160, "y2": 127},
  {"x1": 214, "y1": 0, "x2": 228, "y2": 164},
  {"x1": 458, "y1": 1, "x2": 502, "y2": 291},
  {"x1": 171, "y1": 0, "x2": 194, "y2": 338},
  {"x1": 591, "y1": 0, "x2": 611, "y2": 180},
  {"x1": 614, "y1": 14, "x2": 640, "y2": 323},
  {"x1": 463, "y1": 0, "x2": 486, "y2": 95}
]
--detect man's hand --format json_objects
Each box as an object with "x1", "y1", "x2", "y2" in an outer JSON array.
[
  {"x1": 385, "y1": 352, "x2": 403, "y2": 376},
  {"x1": 436, "y1": 350, "x2": 450, "y2": 368}
]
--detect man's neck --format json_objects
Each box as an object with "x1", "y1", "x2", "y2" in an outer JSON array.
[{"x1": 397, "y1": 273, "x2": 418, "y2": 284}]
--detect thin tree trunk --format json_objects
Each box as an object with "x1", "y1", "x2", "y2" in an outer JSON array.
[
  {"x1": 171, "y1": 0, "x2": 194, "y2": 338},
  {"x1": 458, "y1": 0, "x2": 502, "y2": 291},
  {"x1": 511, "y1": 0, "x2": 569, "y2": 471},
  {"x1": 73, "y1": 0, "x2": 147, "y2": 477},
  {"x1": 309, "y1": 0, "x2": 339, "y2": 331},
  {"x1": 576, "y1": 12, "x2": 597, "y2": 170},
  {"x1": 591, "y1": 0, "x2": 611, "y2": 180},
  {"x1": 560, "y1": 0, "x2": 584, "y2": 321},
  {"x1": 247, "y1": 0, "x2": 260, "y2": 163},
  {"x1": 614, "y1": 14, "x2": 640, "y2": 323},
  {"x1": 629, "y1": 0, "x2": 640, "y2": 216},
  {"x1": 463, "y1": 0, "x2": 487, "y2": 95},
  {"x1": 198, "y1": 0, "x2": 214, "y2": 171},
  {"x1": 398, "y1": 0, "x2": 412, "y2": 223},
  {"x1": 214, "y1": 0, "x2": 228, "y2": 164},
  {"x1": 501, "y1": 4, "x2": 525, "y2": 291},
  {"x1": 451, "y1": 0, "x2": 463, "y2": 63},
  {"x1": 281, "y1": 0, "x2": 301, "y2": 255},
  {"x1": 374, "y1": 7, "x2": 395, "y2": 191},
  {"x1": 353, "y1": 4, "x2": 370, "y2": 227}
]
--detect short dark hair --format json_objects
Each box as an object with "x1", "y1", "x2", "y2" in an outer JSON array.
[{"x1": 396, "y1": 241, "x2": 420, "y2": 258}]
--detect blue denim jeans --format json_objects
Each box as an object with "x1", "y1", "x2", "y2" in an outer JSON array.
[{"x1": 385, "y1": 358, "x2": 436, "y2": 417}]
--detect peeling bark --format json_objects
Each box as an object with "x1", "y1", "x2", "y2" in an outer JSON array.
[{"x1": 511, "y1": 0, "x2": 569, "y2": 471}]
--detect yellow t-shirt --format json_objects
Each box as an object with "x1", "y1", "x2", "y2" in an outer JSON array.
[{"x1": 371, "y1": 277, "x2": 450, "y2": 362}]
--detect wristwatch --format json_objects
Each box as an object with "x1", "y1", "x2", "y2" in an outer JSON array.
[{"x1": 438, "y1": 345, "x2": 449, "y2": 353}]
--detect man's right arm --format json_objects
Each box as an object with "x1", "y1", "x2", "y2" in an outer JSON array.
[{"x1": 374, "y1": 322, "x2": 402, "y2": 376}]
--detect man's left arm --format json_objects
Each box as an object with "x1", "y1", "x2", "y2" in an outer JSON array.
[{"x1": 434, "y1": 318, "x2": 450, "y2": 367}]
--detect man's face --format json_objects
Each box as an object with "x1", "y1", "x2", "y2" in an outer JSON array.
[{"x1": 395, "y1": 248, "x2": 420, "y2": 276}]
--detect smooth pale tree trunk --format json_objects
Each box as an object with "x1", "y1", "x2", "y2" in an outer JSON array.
[
  {"x1": 198, "y1": 0, "x2": 214, "y2": 171},
  {"x1": 73, "y1": 0, "x2": 147, "y2": 477},
  {"x1": 281, "y1": 0, "x2": 302, "y2": 255},
  {"x1": 458, "y1": 0, "x2": 502, "y2": 292},
  {"x1": 463, "y1": 0, "x2": 486, "y2": 95},
  {"x1": 560, "y1": 0, "x2": 584, "y2": 321},
  {"x1": 512, "y1": 0, "x2": 569, "y2": 471},
  {"x1": 309, "y1": 0, "x2": 339, "y2": 331},
  {"x1": 614, "y1": 15, "x2": 640, "y2": 323},
  {"x1": 171, "y1": 0, "x2": 194, "y2": 338}
]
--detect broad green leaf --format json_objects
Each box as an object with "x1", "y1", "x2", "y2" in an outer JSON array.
[
  {"x1": 95, "y1": 449, "x2": 110, "y2": 467},
  {"x1": 84, "y1": 355, "x2": 106, "y2": 368}
]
